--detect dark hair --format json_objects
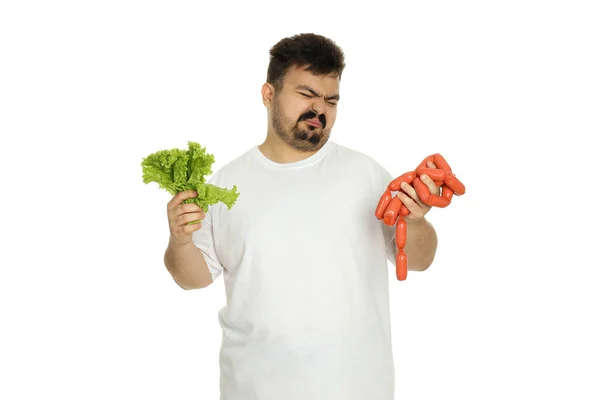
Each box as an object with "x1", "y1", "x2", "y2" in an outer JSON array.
[{"x1": 266, "y1": 33, "x2": 346, "y2": 92}]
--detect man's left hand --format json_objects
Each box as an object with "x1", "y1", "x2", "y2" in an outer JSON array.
[{"x1": 396, "y1": 160, "x2": 440, "y2": 223}]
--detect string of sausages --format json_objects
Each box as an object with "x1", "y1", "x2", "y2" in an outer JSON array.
[{"x1": 375, "y1": 153, "x2": 465, "y2": 281}]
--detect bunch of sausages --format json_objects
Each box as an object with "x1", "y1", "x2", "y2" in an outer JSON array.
[{"x1": 375, "y1": 153, "x2": 465, "y2": 281}]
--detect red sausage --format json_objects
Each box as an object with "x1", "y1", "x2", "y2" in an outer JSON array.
[
  {"x1": 375, "y1": 189, "x2": 392, "y2": 219},
  {"x1": 441, "y1": 185, "x2": 454, "y2": 203},
  {"x1": 416, "y1": 167, "x2": 447, "y2": 181},
  {"x1": 396, "y1": 250, "x2": 408, "y2": 281},
  {"x1": 400, "y1": 205, "x2": 410, "y2": 216},
  {"x1": 433, "y1": 153, "x2": 452, "y2": 173},
  {"x1": 383, "y1": 196, "x2": 402, "y2": 226},
  {"x1": 395, "y1": 216, "x2": 407, "y2": 249},
  {"x1": 444, "y1": 174, "x2": 466, "y2": 195},
  {"x1": 375, "y1": 153, "x2": 465, "y2": 281},
  {"x1": 416, "y1": 155, "x2": 435, "y2": 171},
  {"x1": 413, "y1": 177, "x2": 432, "y2": 203},
  {"x1": 389, "y1": 171, "x2": 416, "y2": 191}
]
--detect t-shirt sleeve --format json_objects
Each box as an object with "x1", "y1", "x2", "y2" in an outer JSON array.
[
  {"x1": 377, "y1": 164, "x2": 398, "y2": 266},
  {"x1": 191, "y1": 205, "x2": 224, "y2": 283}
]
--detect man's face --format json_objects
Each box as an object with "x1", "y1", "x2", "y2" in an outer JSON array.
[{"x1": 269, "y1": 65, "x2": 340, "y2": 152}]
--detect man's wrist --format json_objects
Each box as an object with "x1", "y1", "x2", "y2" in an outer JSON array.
[
  {"x1": 168, "y1": 235, "x2": 195, "y2": 249},
  {"x1": 406, "y1": 216, "x2": 428, "y2": 226}
]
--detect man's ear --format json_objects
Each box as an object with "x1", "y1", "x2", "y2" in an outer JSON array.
[{"x1": 261, "y1": 83, "x2": 275, "y2": 107}]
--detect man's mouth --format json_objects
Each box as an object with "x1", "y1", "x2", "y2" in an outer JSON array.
[{"x1": 305, "y1": 118, "x2": 322, "y2": 127}]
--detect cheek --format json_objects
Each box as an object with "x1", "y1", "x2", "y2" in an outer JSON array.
[
  {"x1": 327, "y1": 110, "x2": 337, "y2": 124},
  {"x1": 284, "y1": 102, "x2": 308, "y2": 122},
  {"x1": 277, "y1": 108, "x2": 297, "y2": 124}
]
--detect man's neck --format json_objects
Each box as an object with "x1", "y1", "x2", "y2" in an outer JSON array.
[{"x1": 258, "y1": 133, "x2": 319, "y2": 164}]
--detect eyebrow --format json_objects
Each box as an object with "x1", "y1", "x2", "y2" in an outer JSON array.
[{"x1": 296, "y1": 85, "x2": 340, "y2": 101}]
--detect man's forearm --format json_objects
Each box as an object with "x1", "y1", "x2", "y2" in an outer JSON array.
[
  {"x1": 164, "y1": 238, "x2": 212, "y2": 289},
  {"x1": 402, "y1": 218, "x2": 438, "y2": 271}
]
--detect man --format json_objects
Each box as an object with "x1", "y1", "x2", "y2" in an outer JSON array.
[{"x1": 164, "y1": 33, "x2": 439, "y2": 400}]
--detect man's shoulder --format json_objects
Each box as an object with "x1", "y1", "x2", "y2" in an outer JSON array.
[
  {"x1": 334, "y1": 142, "x2": 386, "y2": 169},
  {"x1": 207, "y1": 146, "x2": 254, "y2": 184},
  {"x1": 334, "y1": 142, "x2": 395, "y2": 186}
]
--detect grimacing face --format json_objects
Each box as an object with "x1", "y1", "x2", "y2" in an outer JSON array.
[{"x1": 268, "y1": 66, "x2": 340, "y2": 152}]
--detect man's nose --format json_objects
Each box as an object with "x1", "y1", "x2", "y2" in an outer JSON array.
[{"x1": 311, "y1": 97, "x2": 326, "y2": 115}]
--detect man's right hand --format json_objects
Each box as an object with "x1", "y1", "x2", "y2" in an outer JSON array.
[{"x1": 167, "y1": 190, "x2": 206, "y2": 246}]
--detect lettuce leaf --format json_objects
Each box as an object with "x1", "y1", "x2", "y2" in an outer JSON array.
[{"x1": 141, "y1": 141, "x2": 240, "y2": 215}]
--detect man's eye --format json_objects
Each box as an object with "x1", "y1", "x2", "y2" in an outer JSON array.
[
  {"x1": 300, "y1": 93, "x2": 312, "y2": 97},
  {"x1": 327, "y1": 101, "x2": 337, "y2": 106}
]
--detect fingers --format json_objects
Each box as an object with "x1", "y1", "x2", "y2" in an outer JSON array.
[
  {"x1": 419, "y1": 174, "x2": 440, "y2": 195},
  {"x1": 176, "y1": 210, "x2": 205, "y2": 226},
  {"x1": 400, "y1": 181, "x2": 426, "y2": 208},
  {"x1": 182, "y1": 222, "x2": 203, "y2": 234},
  {"x1": 168, "y1": 207, "x2": 205, "y2": 242},
  {"x1": 167, "y1": 190, "x2": 198, "y2": 210},
  {"x1": 167, "y1": 195, "x2": 205, "y2": 223},
  {"x1": 398, "y1": 177, "x2": 439, "y2": 220},
  {"x1": 397, "y1": 182, "x2": 425, "y2": 217},
  {"x1": 167, "y1": 190, "x2": 205, "y2": 244},
  {"x1": 170, "y1": 204, "x2": 205, "y2": 227},
  {"x1": 180, "y1": 203, "x2": 204, "y2": 214},
  {"x1": 395, "y1": 192, "x2": 426, "y2": 220}
]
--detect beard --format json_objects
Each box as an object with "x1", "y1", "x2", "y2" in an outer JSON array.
[{"x1": 271, "y1": 96, "x2": 330, "y2": 152}]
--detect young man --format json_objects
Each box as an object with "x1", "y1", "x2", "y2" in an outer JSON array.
[{"x1": 164, "y1": 33, "x2": 439, "y2": 400}]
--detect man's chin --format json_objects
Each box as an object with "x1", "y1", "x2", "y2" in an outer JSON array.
[{"x1": 297, "y1": 133, "x2": 320, "y2": 143}]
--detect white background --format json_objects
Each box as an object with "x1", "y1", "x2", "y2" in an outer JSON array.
[{"x1": 1, "y1": 0, "x2": 599, "y2": 399}]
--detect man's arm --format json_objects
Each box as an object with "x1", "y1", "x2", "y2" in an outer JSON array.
[
  {"x1": 164, "y1": 237, "x2": 213, "y2": 290},
  {"x1": 400, "y1": 217, "x2": 438, "y2": 271}
]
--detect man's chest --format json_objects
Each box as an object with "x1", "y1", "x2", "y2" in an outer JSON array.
[{"x1": 211, "y1": 170, "x2": 380, "y2": 271}]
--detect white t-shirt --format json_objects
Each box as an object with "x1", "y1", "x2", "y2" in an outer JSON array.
[{"x1": 192, "y1": 139, "x2": 398, "y2": 400}]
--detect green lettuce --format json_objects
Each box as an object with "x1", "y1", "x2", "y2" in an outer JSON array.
[{"x1": 141, "y1": 141, "x2": 240, "y2": 215}]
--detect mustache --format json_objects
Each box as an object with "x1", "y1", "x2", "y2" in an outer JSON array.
[{"x1": 298, "y1": 110, "x2": 326, "y2": 129}]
